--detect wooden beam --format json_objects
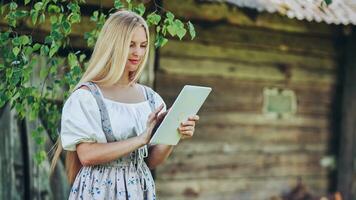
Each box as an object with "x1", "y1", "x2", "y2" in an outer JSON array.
[
  {"x1": 0, "y1": 105, "x2": 20, "y2": 199},
  {"x1": 156, "y1": 177, "x2": 329, "y2": 199},
  {"x1": 337, "y1": 28, "x2": 356, "y2": 200},
  {"x1": 163, "y1": 0, "x2": 340, "y2": 36}
]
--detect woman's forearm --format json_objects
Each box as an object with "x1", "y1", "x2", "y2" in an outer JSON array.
[
  {"x1": 76, "y1": 135, "x2": 146, "y2": 166},
  {"x1": 146, "y1": 144, "x2": 174, "y2": 169}
]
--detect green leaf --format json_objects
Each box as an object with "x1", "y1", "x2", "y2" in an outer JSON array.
[
  {"x1": 324, "y1": 0, "x2": 332, "y2": 5},
  {"x1": 72, "y1": 65, "x2": 82, "y2": 76},
  {"x1": 24, "y1": 46, "x2": 33, "y2": 56},
  {"x1": 147, "y1": 12, "x2": 161, "y2": 26},
  {"x1": 40, "y1": 45, "x2": 49, "y2": 56},
  {"x1": 34, "y1": 150, "x2": 47, "y2": 164},
  {"x1": 174, "y1": 19, "x2": 184, "y2": 28},
  {"x1": 9, "y1": 2, "x2": 18, "y2": 10},
  {"x1": 70, "y1": 13, "x2": 81, "y2": 23},
  {"x1": 25, "y1": 0, "x2": 31, "y2": 5},
  {"x1": 33, "y1": 43, "x2": 41, "y2": 51},
  {"x1": 79, "y1": 54, "x2": 86, "y2": 62},
  {"x1": 12, "y1": 47, "x2": 20, "y2": 56},
  {"x1": 155, "y1": 34, "x2": 168, "y2": 48},
  {"x1": 166, "y1": 12, "x2": 174, "y2": 21},
  {"x1": 39, "y1": 13, "x2": 45, "y2": 24},
  {"x1": 187, "y1": 21, "x2": 196, "y2": 40},
  {"x1": 48, "y1": 4, "x2": 61, "y2": 13},
  {"x1": 31, "y1": 10, "x2": 39, "y2": 25},
  {"x1": 15, "y1": 10, "x2": 29, "y2": 18},
  {"x1": 114, "y1": 0, "x2": 124, "y2": 9},
  {"x1": 34, "y1": 2, "x2": 43, "y2": 11},
  {"x1": 67, "y1": 3, "x2": 80, "y2": 13},
  {"x1": 11, "y1": 69, "x2": 22, "y2": 86},
  {"x1": 133, "y1": 3, "x2": 145, "y2": 16},
  {"x1": 162, "y1": 25, "x2": 168, "y2": 36},
  {"x1": 68, "y1": 53, "x2": 78, "y2": 68},
  {"x1": 12, "y1": 37, "x2": 21, "y2": 46},
  {"x1": 49, "y1": 44, "x2": 59, "y2": 57},
  {"x1": 176, "y1": 27, "x2": 187, "y2": 40},
  {"x1": 167, "y1": 24, "x2": 177, "y2": 36},
  {"x1": 90, "y1": 11, "x2": 98, "y2": 21},
  {"x1": 20, "y1": 35, "x2": 30, "y2": 45},
  {"x1": 0, "y1": 32, "x2": 9, "y2": 42},
  {"x1": 62, "y1": 20, "x2": 71, "y2": 34},
  {"x1": 156, "y1": 25, "x2": 161, "y2": 33}
]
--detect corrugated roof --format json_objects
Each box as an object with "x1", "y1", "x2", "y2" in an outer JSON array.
[{"x1": 208, "y1": 0, "x2": 356, "y2": 25}]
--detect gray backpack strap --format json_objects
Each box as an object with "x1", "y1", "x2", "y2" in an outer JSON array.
[
  {"x1": 76, "y1": 81, "x2": 117, "y2": 142},
  {"x1": 142, "y1": 85, "x2": 156, "y2": 112}
]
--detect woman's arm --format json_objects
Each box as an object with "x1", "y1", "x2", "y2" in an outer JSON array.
[
  {"x1": 76, "y1": 103, "x2": 165, "y2": 166},
  {"x1": 76, "y1": 135, "x2": 146, "y2": 166},
  {"x1": 146, "y1": 115, "x2": 200, "y2": 169},
  {"x1": 146, "y1": 144, "x2": 174, "y2": 169}
]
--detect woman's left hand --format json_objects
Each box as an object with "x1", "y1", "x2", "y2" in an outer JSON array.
[{"x1": 178, "y1": 115, "x2": 200, "y2": 139}]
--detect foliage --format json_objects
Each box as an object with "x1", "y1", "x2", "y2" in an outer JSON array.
[{"x1": 0, "y1": 0, "x2": 196, "y2": 164}]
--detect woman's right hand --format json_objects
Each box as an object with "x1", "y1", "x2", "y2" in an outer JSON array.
[{"x1": 140, "y1": 104, "x2": 165, "y2": 144}]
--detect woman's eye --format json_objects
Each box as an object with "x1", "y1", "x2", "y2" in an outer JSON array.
[{"x1": 141, "y1": 45, "x2": 147, "y2": 48}]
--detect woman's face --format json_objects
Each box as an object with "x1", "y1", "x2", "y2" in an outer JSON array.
[{"x1": 125, "y1": 26, "x2": 148, "y2": 72}]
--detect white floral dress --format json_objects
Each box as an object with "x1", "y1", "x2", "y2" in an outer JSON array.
[{"x1": 60, "y1": 82, "x2": 166, "y2": 200}]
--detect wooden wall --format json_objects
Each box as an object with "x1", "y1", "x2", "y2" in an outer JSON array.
[
  {"x1": 154, "y1": 1, "x2": 344, "y2": 199},
  {"x1": 0, "y1": 103, "x2": 70, "y2": 200}
]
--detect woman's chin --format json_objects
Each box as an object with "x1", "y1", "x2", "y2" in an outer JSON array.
[{"x1": 125, "y1": 65, "x2": 139, "y2": 72}]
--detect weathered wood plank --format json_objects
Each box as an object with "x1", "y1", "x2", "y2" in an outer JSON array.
[
  {"x1": 196, "y1": 111, "x2": 329, "y2": 128},
  {"x1": 337, "y1": 28, "x2": 356, "y2": 200},
  {"x1": 173, "y1": 141, "x2": 327, "y2": 155},
  {"x1": 156, "y1": 72, "x2": 335, "y2": 93},
  {"x1": 159, "y1": 57, "x2": 336, "y2": 84},
  {"x1": 156, "y1": 176, "x2": 329, "y2": 200},
  {"x1": 156, "y1": 73, "x2": 335, "y2": 101},
  {"x1": 160, "y1": 40, "x2": 338, "y2": 70},
  {"x1": 157, "y1": 152, "x2": 327, "y2": 180},
  {"x1": 161, "y1": 94, "x2": 331, "y2": 117},
  {"x1": 0, "y1": 105, "x2": 23, "y2": 199},
  {"x1": 189, "y1": 24, "x2": 338, "y2": 57},
  {"x1": 156, "y1": 73, "x2": 335, "y2": 116},
  {"x1": 190, "y1": 124, "x2": 331, "y2": 144}
]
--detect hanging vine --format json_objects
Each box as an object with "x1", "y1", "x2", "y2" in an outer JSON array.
[{"x1": 0, "y1": 0, "x2": 196, "y2": 164}]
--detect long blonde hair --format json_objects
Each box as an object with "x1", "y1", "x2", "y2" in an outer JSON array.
[{"x1": 50, "y1": 10, "x2": 150, "y2": 184}]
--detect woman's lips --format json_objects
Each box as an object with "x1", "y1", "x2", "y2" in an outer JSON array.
[{"x1": 129, "y1": 59, "x2": 140, "y2": 64}]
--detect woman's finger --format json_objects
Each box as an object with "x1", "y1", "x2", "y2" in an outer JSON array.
[
  {"x1": 179, "y1": 126, "x2": 194, "y2": 131},
  {"x1": 154, "y1": 103, "x2": 164, "y2": 115},
  {"x1": 188, "y1": 115, "x2": 200, "y2": 121},
  {"x1": 148, "y1": 104, "x2": 164, "y2": 124},
  {"x1": 180, "y1": 131, "x2": 194, "y2": 138},
  {"x1": 157, "y1": 107, "x2": 170, "y2": 121},
  {"x1": 181, "y1": 121, "x2": 195, "y2": 126}
]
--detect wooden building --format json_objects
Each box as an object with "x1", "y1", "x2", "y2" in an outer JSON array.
[
  {"x1": 154, "y1": 0, "x2": 356, "y2": 199},
  {"x1": 1, "y1": 0, "x2": 355, "y2": 199}
]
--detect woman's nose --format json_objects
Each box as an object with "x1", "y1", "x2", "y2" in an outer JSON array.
[{"x1": 132, "y1": 46, "x2": 145, "y2": 57}]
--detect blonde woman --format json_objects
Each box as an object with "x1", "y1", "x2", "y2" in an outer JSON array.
[{"x1": 51, "y1": 10, "x2": 199, "y2": 199}]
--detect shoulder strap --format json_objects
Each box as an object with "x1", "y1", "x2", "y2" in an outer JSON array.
[
  {"x1": 75, "y1": 81, "x2": 117, "y2": 142},
  {"x1": 142, "y1": 85, "x2": 156, "y2": 112}
]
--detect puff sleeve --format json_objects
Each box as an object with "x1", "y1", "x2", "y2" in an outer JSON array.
[{"x1": 60, "y1": 89, "x2": 107, "y2": 151}]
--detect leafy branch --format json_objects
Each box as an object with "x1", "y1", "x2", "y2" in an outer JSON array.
[{"x1": 0, "y1": 0, "x2": 196, "y2": 164}]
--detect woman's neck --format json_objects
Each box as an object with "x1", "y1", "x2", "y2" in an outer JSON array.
[{"x1": 113, "y1": 70, "x2": 135, "y2": 87}]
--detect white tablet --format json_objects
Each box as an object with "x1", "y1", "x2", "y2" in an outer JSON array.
[{"x1": 149, "y1": 85, "x2": 212, "y2": 145}]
